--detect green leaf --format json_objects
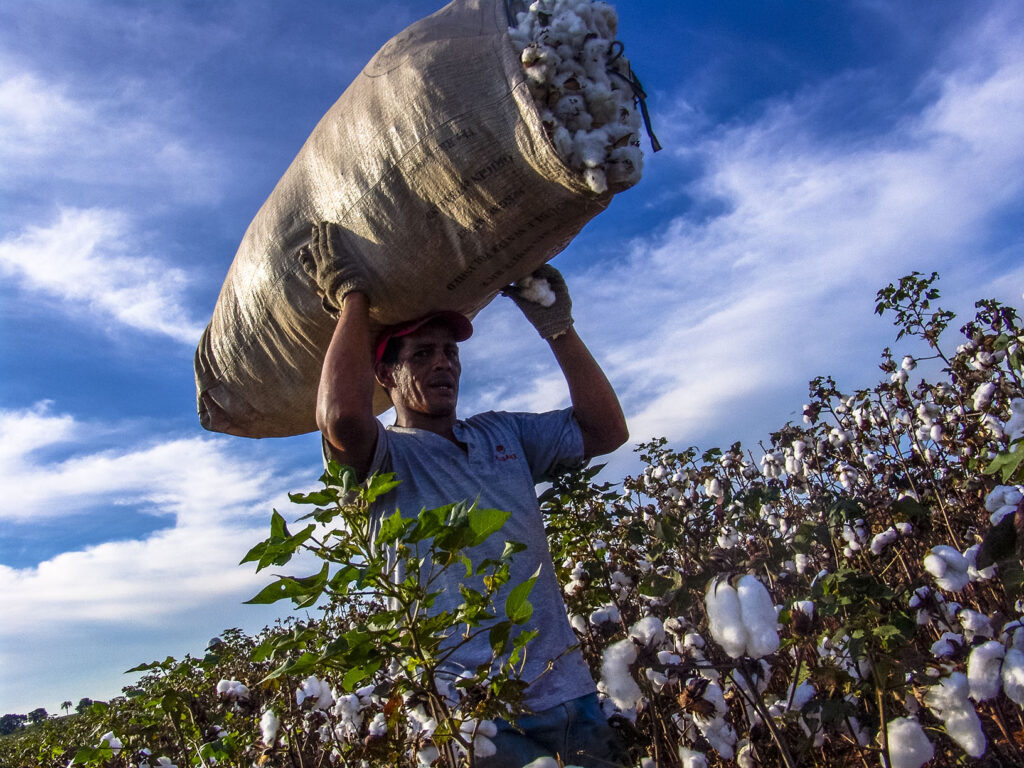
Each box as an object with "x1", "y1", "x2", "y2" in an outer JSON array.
[
  {"x1": 378, "y1": 509, "x2": 411, "y2": 545},
  {"x1": 505, "y1": 566, "x2": 541, "y2": 624},
  {"x1": 262, "y1": 651, "x2": 319, "y2": 682},
  {"x1": 125, "y1": 656, "x2": 177, "y2": 673},
  {"x1": 985, "y1": 440, "x2": 1024, "y2": 483},
  {"x1": 489, "y1": 621, "x2": 512, "y2": 655},
  {"x1": 891, "y1": 497, "x2": 929, "y2": 524},
  {"x1": 289, "y1": 489, "x2": 338, "y2": 506},
  {"x1": 467, "y1": 507, "x2": 510, "y2": 546},
  {"x1": 342, "y1": 661, "x2": 381, "y2": 692},
  {"x1": 244, "y1": 563, "x2": 329, "y2": 608},
  {"x1": 240, "y1": 511, "x2": 315, "y2": 571},
  {"x1": 365, "y1": 472, "x2": 401, "y2": 503},
  {"x1": 408, "y1": 505, "x2": 449, "y2": 543}
]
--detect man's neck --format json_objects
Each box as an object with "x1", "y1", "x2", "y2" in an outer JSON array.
[{"x1": 394, "y1": 410, "x2": 459, "y2": 444}]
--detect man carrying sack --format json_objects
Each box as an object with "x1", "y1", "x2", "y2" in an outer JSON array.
[{"x1": 304, "y1": 221, "x2": 630, "y2": 767}]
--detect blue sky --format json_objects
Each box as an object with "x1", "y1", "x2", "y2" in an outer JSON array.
[{"x1": 2, "y1": 0, "x2": 1023, "y2": 715}]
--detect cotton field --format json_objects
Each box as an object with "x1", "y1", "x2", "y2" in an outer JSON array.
[{"x1": 3, "y1": 279, "x2": 1022, "y2": 766}]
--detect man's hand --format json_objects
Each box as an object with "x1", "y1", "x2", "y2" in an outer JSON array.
[
  {"x1": 298, "y1": 221, "x2": 371, "y2": 314},
  {"x1": 504, "y1": 264, "x2": 574, "y2": 339}
]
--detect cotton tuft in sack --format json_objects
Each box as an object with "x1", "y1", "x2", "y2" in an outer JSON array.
[{"x1": 195, "y1": 0, "x2": 653, "y2": 438}]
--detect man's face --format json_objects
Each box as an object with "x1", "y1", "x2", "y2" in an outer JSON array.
[{"x1": 377, "y1": 323, "x2": 461, "y2": 418}]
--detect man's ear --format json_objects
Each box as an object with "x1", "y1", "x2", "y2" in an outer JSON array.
[{"x1": 374, "y1": 361, "x2": 394, "y2": 390}]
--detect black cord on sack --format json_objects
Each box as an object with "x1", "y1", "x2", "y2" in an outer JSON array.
[{"x1": 607, "y1": 41, "x2": 662, "y2": 153}]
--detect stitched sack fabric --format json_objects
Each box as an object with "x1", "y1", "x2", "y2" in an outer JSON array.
[{"x1": 195, "y1": 0, "x2": 636, "y2": 438}]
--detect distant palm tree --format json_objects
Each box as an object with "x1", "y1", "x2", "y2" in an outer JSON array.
[{"x1": 61, "y1": 701, "x2": 72, "y2": 716}]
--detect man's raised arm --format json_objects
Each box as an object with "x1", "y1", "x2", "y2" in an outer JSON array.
[
  {"x1": 300, "y1": 223, "x2": 378, "y2": 477},
  {"x1": 506, "y1": 265, "x2": 628, "y2": 459}
]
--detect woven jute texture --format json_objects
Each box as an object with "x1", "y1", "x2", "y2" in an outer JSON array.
[{"x1": 195, "y1": 0, "x2": 632, "y2": 438}]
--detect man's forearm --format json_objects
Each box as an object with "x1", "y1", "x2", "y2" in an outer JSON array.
[
  {"x1": 316, "y1": 293, "x2": 378, "y2": 475},
  {"x1": 548, "y1": 327, "x2": 628, "y2": 459}
]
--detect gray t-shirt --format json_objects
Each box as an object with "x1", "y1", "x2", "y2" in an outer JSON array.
[{"x1": 363, "y1": 408, "x2": 596, "y2": 712}]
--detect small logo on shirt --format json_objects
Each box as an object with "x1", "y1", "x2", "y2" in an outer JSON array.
[{"x1": 494, "y1": 444, "x2": 519, "y2": 462}]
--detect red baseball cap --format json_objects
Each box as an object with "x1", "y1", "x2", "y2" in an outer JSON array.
[{"x1": 374, "y1": 311, "x2": 473, "y2": 364}]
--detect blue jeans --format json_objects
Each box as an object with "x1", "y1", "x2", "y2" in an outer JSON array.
[{"x1": 479, "y1": 693, "x2": 630, "y2": 768}]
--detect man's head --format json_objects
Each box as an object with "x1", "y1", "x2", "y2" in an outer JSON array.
[{"x1": 373, "y1": 312, "x2": 472, "y2": 422}]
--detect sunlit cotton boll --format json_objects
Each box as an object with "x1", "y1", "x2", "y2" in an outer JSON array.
[
  {"x1": 1002, "y1": 648, "x2": 1024, "y2": 706},
  {"x1": 260, "y1": 709, "x2": 281, "y2": 746},
  {"x1": 630, "y1": 615, "x2": 665, "y2": 647},
  {"x1": 705, "y1": 576, "x2": 779, "y2": 659},
  {"x1": 924, "y1": 672, "x2": 986, "y2": 758},
  {"x1": 923, "y1": 546, "x2": 970, "y2": 591},
  {"x1": 296, "y1": 675, "x2": 335, "y2": 710},
  {"x1": 985, "y1": 484, "x2": 1023, "y2": 525},
  {"x1": 1004, "y1": 398, "x2": 1024, "y2": 441},
  {"x1": 883, "y1": 718, "x2": 933, "y2": 768},
  {"x1": 967, "y1": 640, "x2": 1005, "y2": 701},
  {"x1": 590, "y1": 602, "x2": 620, "y2": 626},
  {"x1": 737, "y1": 576, "x2": 780, "y2": 658},
  {"x1": 705, "y1": 578, "x2": 747, "y2": 658},
  {"x1": 600, "y1": 637, "x2": 642, "y2": 710}
]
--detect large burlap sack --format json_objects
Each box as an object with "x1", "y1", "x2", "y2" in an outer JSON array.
[{"x1": 195, "y1": 0, "x2": 636, "y2": 438}]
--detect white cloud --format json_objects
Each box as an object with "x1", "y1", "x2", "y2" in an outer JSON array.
[
  {"x1": 0, "y1": 63, "x2": 224, "y2": 203},
  {"x1": 0, "y1": 403, "x2": 310, "y2": 712},
  {"x1": 0, "y1": 208, "x2": 206, "y2": 344}
]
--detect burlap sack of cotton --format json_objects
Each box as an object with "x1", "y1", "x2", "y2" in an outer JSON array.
[{"x1": 194, "y1": 0, "x2": 657, "y2": 438}]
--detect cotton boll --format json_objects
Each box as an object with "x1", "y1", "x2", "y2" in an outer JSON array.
[
  {"x1": 678, "y1": 746, "x2": 709, "y2": 768},
  {"x1": 514, "y1": 275, "x2": 557, "y2": 307},
  {"x1": 694, "y1": 713, "x2": 737, "y2": 760},
  {"x1": 736, "y1": 739, "x2": 757, "y2": 768},
  {"x1": 1004, "y1": 398, "x2": 1024, "y2": 441},
  {"x1": 1002, "y1": 647, "x2": 1024, "y2": 706},
  {"x1": 737, "y1": 575, "x2": 780, "y2": 658},
  {"x1": 585, "y1": 82, "x2": 618, "y2": 124},
  {"x1": 550, "y1": 124, "x2": 574, "y2": 162},
  {"x1": 923, "y1": 546, "x2": 970, "y2": 592},
  {"x1": 930, "y1": 632, "x2": 963, "y2": 658},
  {"x1": 606, "y1": 145, "x2": 643, "y2": 186},
  {"x1": 582, "y1": 167, "x2": 607, "y2": 194},
  {"x1": 260, "y1": 709, "x2": 281, "y2": 745},
  {"x1": 924, "y1": 672, "x2": 987, "y2": 758},
  {"x1": 630, "y1": 615, "x2": 666, "y2": 647},
  {"x1": 972, "y1": 381, "x2": 997, "y2": 410},
  {"x1": 963, "y1": 544, "x2": 997, "y2": 581},
  {"x1": 706, "y1": 579, "x2": 747, "y2": 658},
  {"x1": 297, "y1": 675, "x2": 335, "y2": 710},
  {"x1": 870, "y1": 527, "x2": 900, "y2": 555},
  {"x1": 883, "y1": 717, "x2": 933, "y2": 768},
  {"x1": 601, "y1": 638, "x2": 642, "y2": 710},
  {"x1": 959, "y1": 609, "x2": 994, "y2": 640},
  {"x1": 573, "y1": 127, "x2": 611, "y2": 167},
  {"x1": 967, "y1": 640, "x2": 1005, "y2": 701}
]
